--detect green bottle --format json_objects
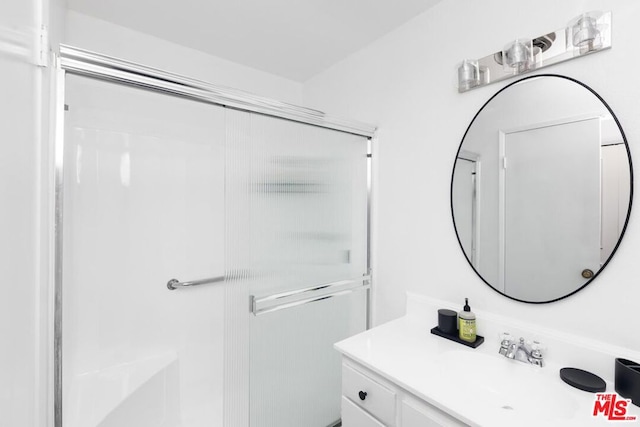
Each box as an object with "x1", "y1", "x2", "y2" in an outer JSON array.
[{"x1": 458, "y1": 298, "x2": 476, "y2": 343}]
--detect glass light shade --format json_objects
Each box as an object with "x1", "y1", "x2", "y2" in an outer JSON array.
[
  {"x1": 567, "y1": 11, "x2": 606, "y2": 53},
  {"x1": 457, "y1": 59, "x2": 480, "y2": 92},
  {"x1": 502, "y1": 39, "x2": 533, "y2": 73}
]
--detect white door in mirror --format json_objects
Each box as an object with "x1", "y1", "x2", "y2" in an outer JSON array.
[{"x1": 501, "y1": 118, "x2": 601, "y2": 301}]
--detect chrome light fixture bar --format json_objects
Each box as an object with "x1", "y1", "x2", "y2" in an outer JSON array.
[{"x1": 457, "y1": 11, "x2": 611, "y2": 93}]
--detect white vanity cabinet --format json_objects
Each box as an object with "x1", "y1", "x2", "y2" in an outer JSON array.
[
  {"x1": 341, "y1": 358, "x2": 467, "y2": 427},
  {"x1": 336, "y1": 303, "x2": 640, "y2": 427}
]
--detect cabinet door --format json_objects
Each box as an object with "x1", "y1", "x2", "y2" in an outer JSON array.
[
  {"x1": 401, "y1": 400, "x2": 466, "y2": 427},
  {"x1": 342, "y1": 364, "x2": 396, "y2": 425},
  {"x1": 342, "y1": 397, "x2": 386, "y2": 427}
]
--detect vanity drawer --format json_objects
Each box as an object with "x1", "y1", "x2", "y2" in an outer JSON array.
[
  {"x1": 342, "y1": 396, "x2": 386, "y2": 427},
  {"x1": 342, "y1": 364, "x2": 396, "y2": 426},
  {"x1": 401, "y1": 399, "x2": 467, "y2": 427}
]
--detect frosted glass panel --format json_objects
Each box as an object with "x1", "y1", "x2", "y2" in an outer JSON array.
[
  {"x1": 250, "y1": 292, "x2": 367, "y2": 427},
  {"x1": 249, "y1": 113, "x2": 367, "y2": 294},
  {"x1": 63, "y1": 75, "x2": 225, "y2": 427},
  {"x1": 224, "y1": 109, "x2": 369, "y2": 427}
]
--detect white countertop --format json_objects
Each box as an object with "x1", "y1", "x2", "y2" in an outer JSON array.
[{"x1": 335, "y1": 316, "x2": 640, "y2": 427}]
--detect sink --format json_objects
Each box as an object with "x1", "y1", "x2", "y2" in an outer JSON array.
[{"x1": 436, "y1": 351, "x2": 579, "y2": 422}]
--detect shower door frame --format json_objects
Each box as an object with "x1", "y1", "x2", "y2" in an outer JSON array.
[{"x1": 51, "y1": 44, "x2": 376, "y2": 427}]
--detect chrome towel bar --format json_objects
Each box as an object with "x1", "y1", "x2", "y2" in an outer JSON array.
[
  {"x1": 167, "y1": 275, "x2": 225, "y2": 290},
  {"x1": 251, "y1": 275, "x2": 371, "y2": 316}
]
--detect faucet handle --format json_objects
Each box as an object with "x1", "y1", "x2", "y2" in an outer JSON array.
[
  {"x1": 498, "y1": 332, "x2": 512, "y2": 356},
  {"x1": 499, "y1": 332, "x2": 512, "y2": 345},
  {"x1": 530, "y1": 340, "x2": 545, "y2": 357},
  {"x1": 529, "y1": 340, "x2": 545, "y2": 367}
]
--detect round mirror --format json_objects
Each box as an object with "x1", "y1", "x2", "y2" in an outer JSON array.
[{"x1": 451, "y1": 74, "x2": 633, "y2": 303}]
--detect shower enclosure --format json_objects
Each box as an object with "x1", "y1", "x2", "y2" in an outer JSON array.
[{"x1": 54, "y1": 46, "x2": 374, "y2": 427}]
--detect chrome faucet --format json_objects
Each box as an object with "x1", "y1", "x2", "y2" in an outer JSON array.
[{"x1": 499, "y1": 334, "x2": 544, "y2": 367}]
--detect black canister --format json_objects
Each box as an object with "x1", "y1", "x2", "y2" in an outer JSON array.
[
  {"x1": 437, "y1": 309, "x2": 458, "y2": 335},
  {"x1": 615, "y1": 358, "x2": 640, "y2": 407}
]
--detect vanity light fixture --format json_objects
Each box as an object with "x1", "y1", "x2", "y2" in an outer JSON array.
[
  {"x1": 457, "y1": 59, "x2": 480, "y2": 91},
  {"x1": 457, "y1": 11, "x2": 611, "y2": 93},
  {"x1": 567, "y1": 11, "x2": 608, "y2": 54},
  {"x1": 502, "y1": 39, "x2": 533, "y2": 73}
]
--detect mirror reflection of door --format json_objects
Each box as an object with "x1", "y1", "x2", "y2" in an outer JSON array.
[
  {"x1": 451, "y1": 75, "x2": 633, "y2": 303},
  {"x1": 452, "y1": 151, "x2": 480, "y2": 268},
  {"x1": 499, "y1": 118, "x2": 601, "y2": 302}
]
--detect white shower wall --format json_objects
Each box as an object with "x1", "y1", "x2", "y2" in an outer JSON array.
[{"x1": 63, "y1": 74, "x2": 226, "y2": 426}]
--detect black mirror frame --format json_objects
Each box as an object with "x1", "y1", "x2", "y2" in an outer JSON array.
[{"x1": 450, "y1": 74, "x2": 634, "y2": 304}]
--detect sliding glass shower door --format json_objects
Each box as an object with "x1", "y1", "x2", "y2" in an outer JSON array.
[
  {"x1": 62, "y1": 74, "x2": 226, "y2": 426},
  {"x1": 225, "y1": 110, "x2": 370, "y2": 427},
  {"x1": 60, "y1": 56, "x2": 371, "y2": 427}
]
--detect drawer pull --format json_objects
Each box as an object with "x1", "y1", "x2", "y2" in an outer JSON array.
[{"x1": 359, "y1": 390, "x2": 368, "y2": 401}]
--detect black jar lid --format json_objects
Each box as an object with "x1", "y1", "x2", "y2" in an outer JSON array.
[{"x1": 560, "y1": 367, "x2": 606, "y2": 392}]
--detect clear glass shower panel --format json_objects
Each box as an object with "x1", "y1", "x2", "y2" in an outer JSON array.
[
  {"x1": 225, "y1": 109, "x2": 369, "y2": 427},
  {"x1": 62, "y1": 75, "x2": 225, "y2": 427}
]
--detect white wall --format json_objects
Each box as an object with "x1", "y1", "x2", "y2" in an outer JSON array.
[
  {"x1": 0, "y1": 3, "x2": 40, "y2": 424},
  {"x1": 303, "y1": 0, "x2": 640, "y2": 351},
  {"x1": 65, "y1": 11, "x2": 303, "y2": 105},
  {"x1": 0, "y1": 0, "x2": 65, "y2": 425}
]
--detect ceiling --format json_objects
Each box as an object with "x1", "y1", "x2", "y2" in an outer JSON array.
[{"x1": 66, "y1": 0, "x2": 442, "y2": 81}]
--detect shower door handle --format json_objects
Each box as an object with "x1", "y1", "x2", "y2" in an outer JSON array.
[
  {"x1": 250, "y1": 275, "x2": 371, "y2": 315},
  {"x1": 167, "y1": 275, "x2": 225, "y2": 290}
]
